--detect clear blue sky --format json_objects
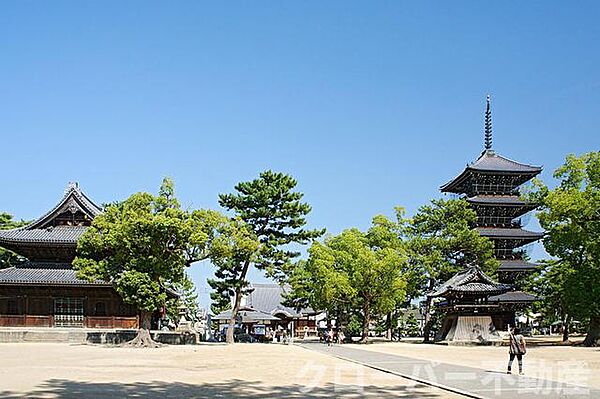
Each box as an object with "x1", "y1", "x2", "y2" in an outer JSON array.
[{"x1": 1, "y1": 2, "x2": 598, "y2": 307}]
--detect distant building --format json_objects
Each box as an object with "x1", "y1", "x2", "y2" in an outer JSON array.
[
  {"x1": 0, "y1": 183, "x2": 139, "y2": 329},
  {"x1": 213, "y1": 283, "x2": 322, "y2": 339}
]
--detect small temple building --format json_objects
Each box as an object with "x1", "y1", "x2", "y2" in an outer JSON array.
[
  {"x1": 0, "y1": 183, "x2": 139, "y2": 329},
  {"x1": 434, "y1": 96, "x2": 541, "y2": 342}
]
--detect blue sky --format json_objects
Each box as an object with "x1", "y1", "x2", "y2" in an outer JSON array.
[{"x1": 1, "y1": 2, "x2": 598, "y2": 307}]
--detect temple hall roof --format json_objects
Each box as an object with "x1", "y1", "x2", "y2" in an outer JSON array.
[
  {"x1": 246, "y1": 283, "x2": 312, "y2": 318},
  {"x1": 428, "y1": 265, "x2": 512, "y2": 298},
  {"x1": 0, "y1": 263, "x2": 109, "y2": 286},
  {"x1": 0, "y1": 183, "x2": 101, "y2": 259}
]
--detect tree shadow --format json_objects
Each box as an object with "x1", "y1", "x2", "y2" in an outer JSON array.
[{"x1": 0, "y1": 378, "x2": 451, "y2": 398}]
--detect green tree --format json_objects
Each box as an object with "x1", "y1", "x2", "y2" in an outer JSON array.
[
  {"x1": 212, "y1": 171, "x2": 323, "y2": 344},
  {"x1": 74, "y1": 178, "x2": 223, "y2": 346},
  {"x1": 0, "y1": 213, "x2": 28, "y2": 269},
  {"x1": 527, "y1": 152, "x2": 600, "y2": 346},
  {"x1": 408, "y1": 198, "x2": 498, "y2": 342},
  {"x1": 165, "y1": 273, "x2": 200, "y2": 324},
  {"x1": 288, "y1": 210, "x2": 408, "y2": 343}
]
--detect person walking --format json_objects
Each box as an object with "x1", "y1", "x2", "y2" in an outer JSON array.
[
  {"x1": 507, "y1": 327, "x2": 527, "y2": 375},
  {"x1": 337, "y1": 329, "x2": 345, "y2": 345},
  {"x1": 327, "y1": 328, "x2": 334, "y2": 346}
]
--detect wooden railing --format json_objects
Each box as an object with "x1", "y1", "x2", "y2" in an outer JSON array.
[
  {"x1": 0, "y1": 315, "x2": 53, "y2": 327},
  {"x1": 0, "y1": 315, "x2": 138, "y2": 329},
  {"x1": 86, "y1": 316, "x2": 138, "y2": 329}
]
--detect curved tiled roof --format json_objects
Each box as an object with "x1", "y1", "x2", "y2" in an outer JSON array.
[
  {"x1": 476, "y1": 227, "x2": 544, "y2": 240},
  {"x1": 469, "y1": 150, "x2": 542, "y2": 173},
  {"x1": 441, "y1": 150, "x2": 542, "y2": 193},
  {"x1": 498, "y1": 259, "x2": 539, "y2": 272},
  {"x1": 488, "y1": 291, "x2": 538, "y2": 303},
  {"x1": 0, "y1": 265, "x2": 109, "y2": 286},
  {"x1": 0, "y1": 183, "x2": 101, "y2": 250},
  {"x1": 467, "y1": 195, "x2": 532, "y2": 206},
  {"x1": 27, "y1": 183, "x2": 102, "y2": 230},
  {"x1": 428, "y1": 265, "x2": 512, "y2": 297},
  {"x1": 246, "y1": 283, "x2": 308, "y2": 318},
  {"x1": 0, "y1": 226, "x2": 88, "y2": 246}
]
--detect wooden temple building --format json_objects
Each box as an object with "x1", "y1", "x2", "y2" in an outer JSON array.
[
  {"x1": 0, "y1": 183, "x2": 139, "y2": 329},
  {"x1": 434, "y1": 96, "x2": 541, "y2": 341}
]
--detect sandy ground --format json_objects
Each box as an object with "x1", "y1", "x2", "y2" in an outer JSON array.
[
  {"x1": 355, "y1": 341, "x2": 600, "y2": 389},
  {"x1": 0, "y1": 342, "x2": 462, "y2": 398}
]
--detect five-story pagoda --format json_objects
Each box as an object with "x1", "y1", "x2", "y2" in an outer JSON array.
[
  {"x1": 441, "y1": 96, "x2": 543, "y2": 284},
  {"x1": 432, "y1": 96, "x2": 542, "y2": 342}
]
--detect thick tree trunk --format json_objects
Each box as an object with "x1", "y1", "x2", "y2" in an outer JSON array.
[
  {"x1": 360, "y1": 302, "x2": 370, "y2": 343},
  {"x1": 422, "y1": 278, "x2": 436, "y2": 343},
  {"x1": 226, "y1": 260, "x2": 252, "y2": 344},
  {"x1": 385, "y1": 312, "x2": 392, "y2": 341},
  {"x1": 422, "y1": 294, "x2": 435, "y2": 343},
  {"x1": 562, "y1": 314, "x2": 571, "y2": 342},
  {"x1": 582, "y1": 315, "x2": 600, "y2": 347},
  {"x1": 126, "y1": 310, "x2": 160, "y2": 348}
]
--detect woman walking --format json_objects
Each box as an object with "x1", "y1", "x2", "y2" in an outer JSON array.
[{"x1": 507, "y1": 327, "x2": 527, "y2": 375}]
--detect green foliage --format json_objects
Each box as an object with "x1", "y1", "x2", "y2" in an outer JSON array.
[
  {"x1": 209, "y1": 170, "x2": 322, "y2": 321},
  {"x1": 406, "y1": 198, "x2": 498, "y2": 341},
  {"x1": 399, "y1": 312, "x2": 420, "y2": 337},
  {"x1": 526, "y1": 152, "x2": 600, "y2": 345},
  {"x1": 0, "y1": 213, "x2": 29, "y2": 269},
  {"x1": 74, "y1": 178, "x2": 224, "y2": 317},
  {"x1": 166, "y1": 273, "x2": 199, "y2": 322},
  {"x1": 217, "y1": 170, "x2": 325, "y2": 281},
  {"x1": 288, "y1": 209, "x2": 409, "y2": 340},
  {"x1": 407, "y1": 198, "x2": 498, "y2": 286}
]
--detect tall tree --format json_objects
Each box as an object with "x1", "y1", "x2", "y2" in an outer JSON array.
[
  {"x1": 0, "y1": 213, "x2": 28, "y2": 269},
  {"x1": 74, "y1": 178, "x2": 224, "y2": 347},
  {"x1": 527, "y1": 152, "x2": 600, "y2": 346},
  {"x1": 287, "y1": 210, "x2": 409, "y2": 343},
  {"x1": 407, "y1": 198, "x2": 498, "y2": 342},
  {"x1": 212, "y1": 170, "x2": 323, "y2": 344}
]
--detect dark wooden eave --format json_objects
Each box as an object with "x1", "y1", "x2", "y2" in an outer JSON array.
[{"x1": 441, "y1": 150, "x2": 542, "y2": 193}]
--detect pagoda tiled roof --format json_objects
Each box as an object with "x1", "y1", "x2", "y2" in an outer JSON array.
[
  {"x1": 488, "y1": 291, "x2": 538, "y2": 303},
  {"x1": 498, "y1": 259, "x2": 539, "y2": 272},
  {"x1": 476, "y1": 227, "x2": 544, "y2": 240},
  {"x1": 428, "y1": 265, "x2": 512, "y2": 297},
  {"x1": 467, "y1": 195, "x2": 533, "y2": 206},
  {"x1": 441, "y1": 150, "x2": 542, "y2": 192},
  {"x1": 0, "y1": 263, "x2": 109, "y2": 286},
  {"x1": 468, "y1": 150, "x2": 542, "y2": 173}
]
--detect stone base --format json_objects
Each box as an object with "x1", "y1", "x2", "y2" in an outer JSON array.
[
  {"x1": 436, "y1": 315, "x2": 502, "y2": 343},
  {"x1": 0, "y1": 327, "x2": 198, "y2": 345}
]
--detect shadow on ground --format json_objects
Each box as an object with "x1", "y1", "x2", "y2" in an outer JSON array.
[{"x1": 0, "y1": 378, "x2": 450, "y2": 398}]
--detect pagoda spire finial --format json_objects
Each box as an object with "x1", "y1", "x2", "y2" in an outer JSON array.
[{"x1": 484, "y1": 94, "x2": 493, "y2": 150}]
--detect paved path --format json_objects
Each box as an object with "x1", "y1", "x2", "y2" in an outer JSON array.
[{"x1": 298, "y1": 342, "x2": 598, "y2": 399}]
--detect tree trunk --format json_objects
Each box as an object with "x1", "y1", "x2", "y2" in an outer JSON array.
[
  {"x1": 126, "y1": 310, "x2": 160, "y2": 348},
  {"x1": 422, "y1": 279, "x2": 436, "y2": 343},
  {"x1": 562, "y1": 314, "x2": 571, "y2": 342},
  {"x1": 226, "y1": 260, "x2": 252, "y2": 344},
  {"x1": 385, "y1": 312, "x2": 392, "y2": 340},
  {"x1": 582, "y1": 315, "x2": 600, "y2": 347},
  {"x1": 360, "y1": 302, "x2": 370, "y2": 343},
  {"x1": 422, "y1": 300, "x2": 434, "y2": 343}
]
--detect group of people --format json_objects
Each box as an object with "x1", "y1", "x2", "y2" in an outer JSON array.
[{"x1": 324, "y1": 328, "x2": 345, "y2": 345}]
